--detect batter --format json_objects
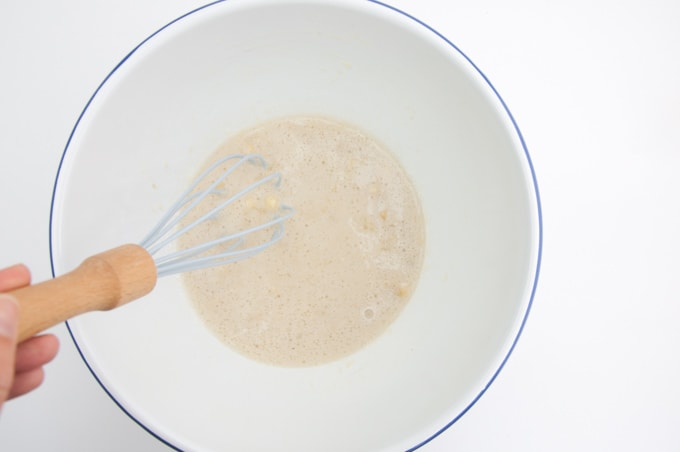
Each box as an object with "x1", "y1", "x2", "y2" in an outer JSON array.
[{"x1": 179, "y1": 116, "x2": 425, "y2": 366}]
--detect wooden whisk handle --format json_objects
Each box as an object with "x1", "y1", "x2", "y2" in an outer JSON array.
[{"x1": 9, "y1": 244, "x2": 157, "y2": 342}]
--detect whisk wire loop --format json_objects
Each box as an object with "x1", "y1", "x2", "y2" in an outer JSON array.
[
  {"x1": 154, "y1": 206, "x2": 293, "y2": 276},
  {"x1": 140, "y1": 154, "x2": 264, "y2": 250},
  {"x1": 139, "y1": 154, "x2": 292, "y2": 278}
]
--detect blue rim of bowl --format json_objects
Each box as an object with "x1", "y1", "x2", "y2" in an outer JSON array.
[{"x1": 49, "y1": 1, "x2": 543, "y2": 450}]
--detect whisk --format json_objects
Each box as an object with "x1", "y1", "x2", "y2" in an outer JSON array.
[{"x1": 9, "y1": 154, "x2": 293, "y2": 342}]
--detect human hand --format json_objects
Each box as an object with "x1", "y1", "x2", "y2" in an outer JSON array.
[{"x1": 0, "y1": 264, "x2": 59, "y2": 411}]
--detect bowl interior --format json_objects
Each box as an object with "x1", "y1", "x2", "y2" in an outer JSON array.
[{"x1": 53, "y1": 1, "x2": 540, "y2": 450}]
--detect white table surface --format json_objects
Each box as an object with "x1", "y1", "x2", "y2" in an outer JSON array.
[{"x1": 1, "y1": 1, "x2": 679, "y2": 450}]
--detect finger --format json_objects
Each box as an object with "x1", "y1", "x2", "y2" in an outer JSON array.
[
  {"x1": 0, "y1": 264, "x2": 31, "y2": 292},
  {"x1": 8, "y1": 367, "x2": 45, "y2": 400},
  {"x1": 15, "y1": 334, "x2": 60, "y2": 373},
  {"x1": 0, "y1": 294, "x2": 19, "y2": 406}
]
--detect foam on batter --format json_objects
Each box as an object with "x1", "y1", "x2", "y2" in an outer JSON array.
[{"x1": 179, "y1": 116, "x2": 425, "y2": 367}]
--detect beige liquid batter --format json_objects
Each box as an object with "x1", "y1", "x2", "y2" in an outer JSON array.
[{"x1": 179, "y1": 116, "x2": 425, "y2": 367}]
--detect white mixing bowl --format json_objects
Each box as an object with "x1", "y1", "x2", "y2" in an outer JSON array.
[{"x1": 51, "y1": 0, "x2": 542, "y2": 450}]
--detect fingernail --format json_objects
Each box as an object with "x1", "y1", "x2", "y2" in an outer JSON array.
[{"x1": 0, "y1": 294, "x2": 19, "y2": 339}]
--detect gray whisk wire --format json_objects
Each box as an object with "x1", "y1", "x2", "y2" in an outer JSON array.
[{"x1": 139, "y1": 154, "x2": 293, "y2": 277}]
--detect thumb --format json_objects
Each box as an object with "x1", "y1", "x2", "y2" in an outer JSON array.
[{"x1": 0, "y1": 294, "x2": 19, "y2": 409}]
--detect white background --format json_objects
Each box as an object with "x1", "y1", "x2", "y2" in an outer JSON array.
[{"x1": 1, "y1": 0, "x2": 679, "y2": 450}]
